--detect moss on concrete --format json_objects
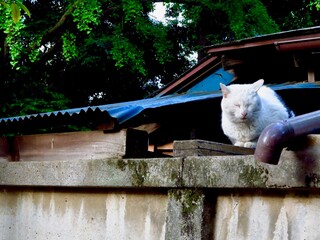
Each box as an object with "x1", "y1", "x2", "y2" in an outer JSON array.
[
  {"x1": 116, "y1": 159, "x2": 128, "y2": 171},
  {"x1": 170, "y1": 171, "x2": 180, "y2": 185},
  {"x1": 305, "y1": 173, "x2": 320, "y2": 187},
  {"x1": 169, "y1": 189, "x2": 203, "y2": 214},
  {"x1": 168, "y1": 189, "x2": 204, "y2": 238},
  {"x1": 208, "y1": 173, "x2": 219, "y2": 187},
  {"x1": 128, "y1": 160, "x2": 149, "y2": 186},
  {"x1": 239, "y1": 165, "x2": 269, "y2": 187},
  {"x1": 106, "y1": 158, "x2": 128, "y2": 171}
]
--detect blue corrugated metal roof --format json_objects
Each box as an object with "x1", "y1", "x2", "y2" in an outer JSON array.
[
  {"x1": 0, "y1": 91, "x2": 222, "y2": 126},
  {"x1": 0, "y1": 82, "x2": 319, "y2": 130},
  {"x1": 186, "y1": 68, "x2": 234, "y2": 93}
]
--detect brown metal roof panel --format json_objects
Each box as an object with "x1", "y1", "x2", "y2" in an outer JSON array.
[{"x1": 205, "y1": 26, "x2": 320, "y2": 54}]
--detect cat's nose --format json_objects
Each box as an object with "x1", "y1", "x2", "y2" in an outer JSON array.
[{"x1": 241, "y1": 112, "x2": 247, "y2": 117}]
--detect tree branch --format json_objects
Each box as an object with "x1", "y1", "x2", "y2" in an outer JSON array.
[
  {"x1": 28, "y1": 0, "x2": 79, "y2": 53},
  {"x1": 47, "y1": 1, "x2": 79, "y2": 35}
]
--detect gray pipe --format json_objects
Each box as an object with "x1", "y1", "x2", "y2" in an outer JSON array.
[{"x1": 255, "y1": 110, "x2": 320, "y2": 165}]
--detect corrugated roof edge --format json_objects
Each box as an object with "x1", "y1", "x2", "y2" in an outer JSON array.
[
  {"x1": 0, "y1": 82, "x2": 319, "y2": 128},
  {"x1": 0, "y1": 91, "x2": 222, "y2": 126},
  {"x1": 0, "y1": 106, "x2": 103, "y2": 123}
]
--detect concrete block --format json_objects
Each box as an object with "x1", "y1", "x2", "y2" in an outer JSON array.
[
  {"x1": 165, "y1": 189, "x2": 214, "y2": 240},
  {"x1": 0, "y1": 157, "x2": 183, "y2": 188}
]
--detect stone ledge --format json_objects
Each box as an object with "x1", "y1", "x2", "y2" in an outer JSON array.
[
  {"x1": 0, "y1": 158, "x2": 182, "y2": 188},
  {"x1": 0, "y1": 149, "x2": 319, "y2": 189}
]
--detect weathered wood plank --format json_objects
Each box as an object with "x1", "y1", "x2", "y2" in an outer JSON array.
[
  {"x1": 221, "y1": 54, "x2": 245, "y2": 70},
  {"x1": 308, "y1": 67, "x2": 316, "y2": 82},
  {"x1": 0, "y1": 129, "x2": 148, "y2": 161},
  {"x1": 0, "y1": 138, "x2": 10, "y2": 162},
  {"x1": 173, "y1": 139, "x2": 254, "y2": 157}
]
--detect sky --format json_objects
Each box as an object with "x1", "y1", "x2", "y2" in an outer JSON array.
[
  {"x1": 149, "y1": 2, "x2": 198, "y2": 61},
  {"x1": 149, "y1": 2, "x2": 167, "y2": 23}
]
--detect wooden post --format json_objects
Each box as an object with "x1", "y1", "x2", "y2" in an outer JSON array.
[{"x1": 308, "y1": 66, "x2": 316, "y2": 82}]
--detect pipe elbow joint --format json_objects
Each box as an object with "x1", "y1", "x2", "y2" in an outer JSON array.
[{"x1": 255, "y1": 121, "x2": 294, "y2": 165}]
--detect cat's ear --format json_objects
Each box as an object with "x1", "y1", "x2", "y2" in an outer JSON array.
[
  {"x1": 220, "y1": 83, "x2": 230, "y2": 98},
  {"x1": 251, "y1": 79, "x2": 264, "y2": 92}
]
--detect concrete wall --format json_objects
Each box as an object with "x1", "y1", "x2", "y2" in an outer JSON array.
[
  {"x1": 0, "y1": 190, "x2": 167, "y2": 240},
  {"x1": 214, "y1": 192, "x2": 320, "y2": 240},
  {"x1": 1, "y1": 145, "x2": 320, "y2": 239},
  {"x1": 2, "y1": 189, "x2": 320, "y2": 240}
]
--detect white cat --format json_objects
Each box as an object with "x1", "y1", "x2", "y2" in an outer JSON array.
[{"x1": 220, "y1": 79, "x2": 294, "y2": 148}]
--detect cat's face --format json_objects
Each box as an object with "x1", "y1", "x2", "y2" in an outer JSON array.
[
  {"x1": 221, "y1": 90, "x2": 261, "y2": 122},
  {"x1": 220, "y1": 80, "x2": 263, "y2": 123}
]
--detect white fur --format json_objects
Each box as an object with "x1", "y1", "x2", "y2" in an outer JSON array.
[{"x1": 220, "y1": 79, "x2": 293, "y2": 148}]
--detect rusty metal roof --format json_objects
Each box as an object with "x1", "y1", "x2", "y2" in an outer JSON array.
[
  {"x1": 157, "y1": 27, "x2": 320, "y2": 97},
  {"x1": 204, "y1": 26, "x2": 320, "y2": 54}
]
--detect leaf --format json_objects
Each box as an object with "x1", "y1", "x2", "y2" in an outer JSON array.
[
  {"x1": 11, "y1": 2, "x2": 21, "y2": 23},
  {"x1": 16, "y1": 1, "x2": 31, "y2": 17},
  {"x1": 0, "y1": 1, "x2": 9, "y2": 8}
]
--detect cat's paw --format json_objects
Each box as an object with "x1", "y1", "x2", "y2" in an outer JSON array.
[
  {"x1": 234, "y1": 141, "x2": 245, "y2": 147},
  {"x1": 244, "y1": 142, "x2": 256, "y2": 148}
]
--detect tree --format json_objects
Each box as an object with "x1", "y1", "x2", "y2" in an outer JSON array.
[
  {"x1": 0, "y1": 0, "x2": 192, "y2": 116},
  {"x1": 164, "y1": 0, "x2": 281, "y2": 59},
  {"x1": 0, "y1": 0, "x2": 30, "y2": 23},
  {"x1": 0, "y1": 0, "x2": 319, "y2": 117},
  {"x1": 261, "y1": 0, "x2": 320, "y2": 30}
]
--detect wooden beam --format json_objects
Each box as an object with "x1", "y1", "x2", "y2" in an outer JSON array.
[
  {"x1": 173, "y1": 140, "x2": 254, "y2": 157},
  {"x1": 0, "y1": 129, "x2": 148, "y2": 162},
  {"x1": 308, "y1": 66, "x2": 316, "y2": 82},
  {"x1": 221, "y1": 54, "x2": 245, "y2": 70}
]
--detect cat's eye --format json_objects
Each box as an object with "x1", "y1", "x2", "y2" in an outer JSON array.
[{"x1": 234, "y1": 104, "x2": 240, "y2": 108}]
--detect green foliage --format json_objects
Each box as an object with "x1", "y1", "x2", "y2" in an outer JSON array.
[
  {"x1": 72, "y1": 0, "x2": 102, "y2": 34},
  {"x1": 28, "y1": 34, "x2": 42, "y2": 63},
  {"x1": 0, "y1": 0, "x2": 30, "y2": 23},
  {"x1": 62, "y1": 31, "x2": 78, "y2": 61},
  {"x1": 261, "y1": 0, "x2": 320, "y2": 31},
  {"x1": 167, "y1": 0, "x2": 279, "y2": 46},
  {"x1": 2, "y1": 85, "x2": 70, "y2": 117},
  {"x1": 111, "y1": 27, "x2": 147, "y2": 76},
  {"x1": 0, "y1": 0, "x2": 319, "y2": 119},
  {"x1": 109, "y1": 0, "x2": 173, "y2": 75},
  {"x1": 0, "y1": 5, "x2": 26, "y2": 68},
  {"x1": 153, "y1": 24, "x2": 174, "y2": 65},
  {"x1": 225, "y1": 0, "x2": 279, "y2": 39},
  {"x1": 122, "y1": 0, "x2": 144, "y2": 23},
  {"x1": 309, "y1": 0, "x2": 320, "y2": 10}
]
